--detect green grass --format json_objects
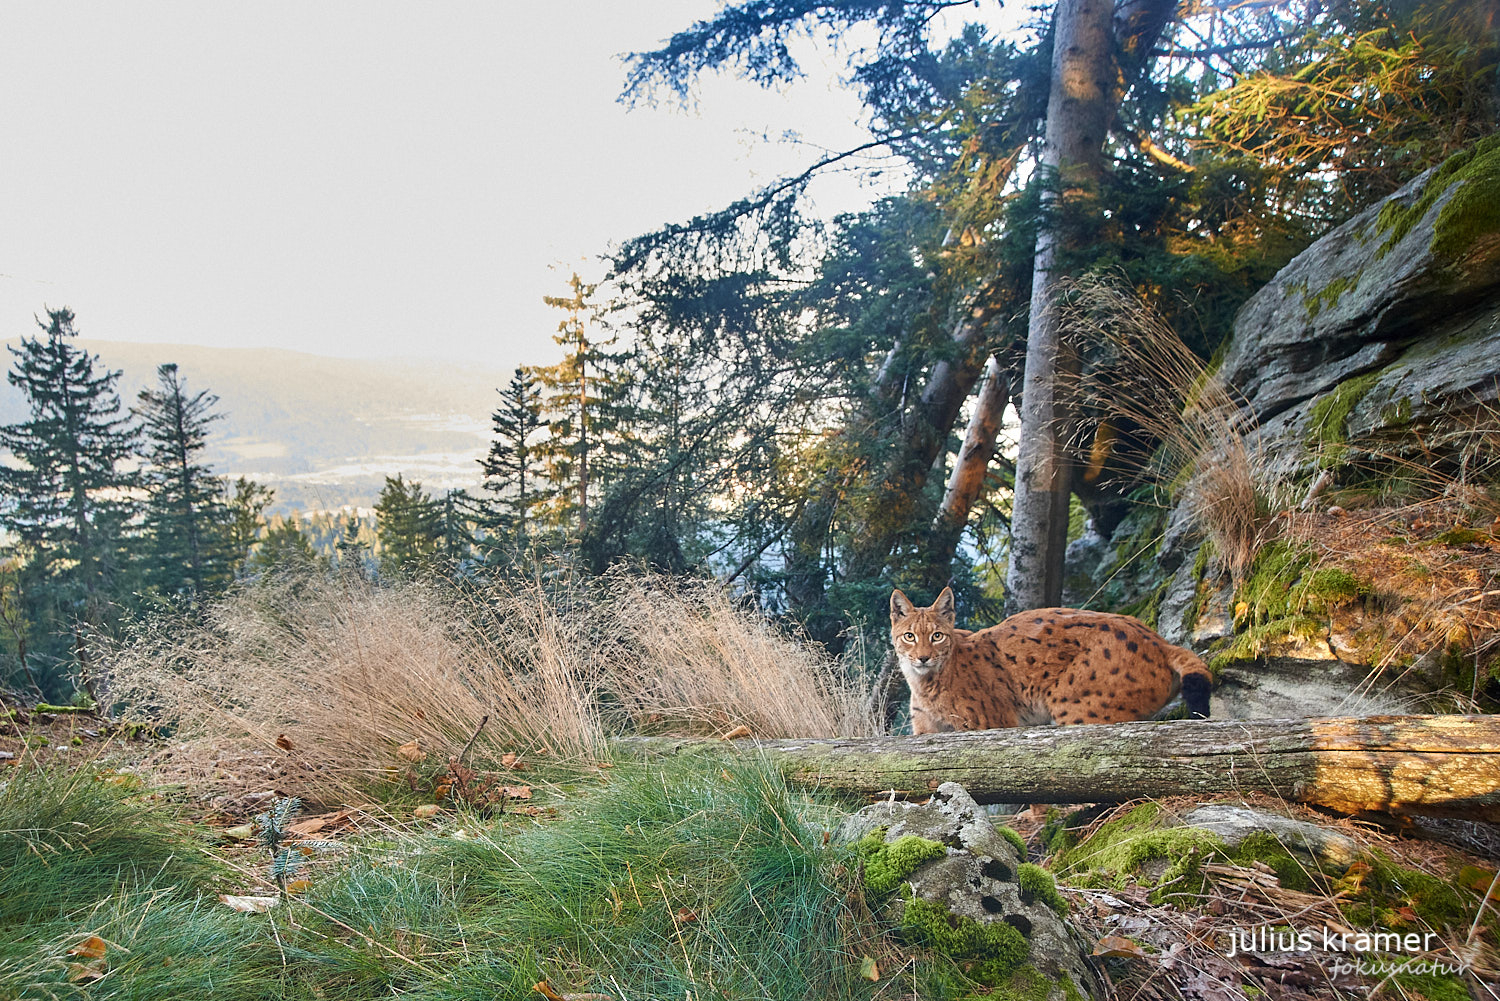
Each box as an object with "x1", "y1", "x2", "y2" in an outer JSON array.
[
  {"x1": 0, "y1": 759, "x2": 875, "y2": 1001},
  {"x1": 0, "y1": 767, "x2": 222, "y2": 925},
  {"x1": 0, "y1": 766, "x2": 298, "y2": 1001},
  {"x1": 431, "y1": 758, "x2": 865, "y2": 1000}
]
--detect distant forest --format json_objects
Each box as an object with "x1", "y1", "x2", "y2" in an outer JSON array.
[{"x1": 3, "y1": 0, "x2": 1496, "y2": 699}]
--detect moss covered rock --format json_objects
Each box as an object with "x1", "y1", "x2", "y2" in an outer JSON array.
[{"x1": 840, "y1": 783, "x2": 1102, "y2": 1000}]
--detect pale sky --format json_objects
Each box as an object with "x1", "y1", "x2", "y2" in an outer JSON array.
[{"x1": 0, "y1": 2, "x2": 915, "y2": 370}]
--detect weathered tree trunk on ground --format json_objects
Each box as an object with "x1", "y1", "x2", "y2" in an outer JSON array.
[
  {"x1": 616, "y1": 715, "x2": 1500, "y2": 822},
  {"x1": 1005, "y1": 0, "x2": 1116, "y2": 615}
]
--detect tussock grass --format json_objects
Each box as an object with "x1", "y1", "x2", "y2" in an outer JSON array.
[
  {"x1": 0, "y1": 757, "x2": 870, "y2": 1001},
  {"x1": 598, "y1": 573, "x2": 874, "y2": 739},
  {"x1": 106, "y1": 570, "x2": 603, "y2": 802},
  {"x1": 416, "y1": 757, "x2": 864, "y2": 1000},
  {"x1": 105, "y1": 568, "x2": 874, "y2": 802},
  {"x1": 0, "y1": 766, "x2": 219, "y2": 925},
  {"x1": 0, "y1": 766, "x2": 281, "y2": 1001}
]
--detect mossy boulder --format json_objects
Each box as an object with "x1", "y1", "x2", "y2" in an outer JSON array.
[
  {"x1": 840, "y1": 783, "x2": 1102, "y2": 1000},
  {"x1": 1220, "y1": 134, "x2": 1500, "y2": 450},
  {"x1": 1175, "y1": 804, "x2": 1360, "y2": 873},
  {"x1": 1094, "y1": 137, "x2": 1500, "y2": 666}
]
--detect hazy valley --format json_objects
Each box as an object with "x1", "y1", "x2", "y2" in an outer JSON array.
[{"x1": 0, "y1": 339, "x2": 511, "y2": 513}]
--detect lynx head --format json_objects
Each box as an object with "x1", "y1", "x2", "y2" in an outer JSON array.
[{"x1": 890, "y1": 587, "x2": 957, "y2": 680}]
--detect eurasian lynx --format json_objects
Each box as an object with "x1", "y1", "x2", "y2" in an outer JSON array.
[{"x1": 891, "y1": 587, "x2": 1211, "y2": 734}]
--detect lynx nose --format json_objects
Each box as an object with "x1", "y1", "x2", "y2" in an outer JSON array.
[{"x1": 916, "y1": 655, "x2": 932, "y2": 665}]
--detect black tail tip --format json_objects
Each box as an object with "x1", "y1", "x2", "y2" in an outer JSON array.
[{"x1": 1183, "y1": 673, "x2": 1211, "y2": 719}]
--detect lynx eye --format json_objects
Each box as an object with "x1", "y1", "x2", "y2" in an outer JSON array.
[
  {"x1": 931, "y1": 632, "x2": 946, "y2": 642},
  {"x1": 902, "y1": 632, "x2": 916, "y2": 642}
]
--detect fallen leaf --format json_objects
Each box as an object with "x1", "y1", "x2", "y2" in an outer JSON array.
[
  {"x1": 499, "y1": 785, "x2": 532, "y2": 800},
  {"x1": 284, "y1": 878, "x2": 312, "y2": 895},
  {"x1": 67, "y1": 936, "x2": 107, "y2": 960},
  {"x1": 1337, "y1": 859, "x2": 1371, "y2": 894},
  {"x1": 721, "y1": 724, "x2": 752, "y2": 740},
  {"x1": 532, "y1": 985, "x2": 613, "y2": 1001},
  {"x1": 220, "y1": 894, "x2": 279, "y2": 913},
  {"x1": 501, "y1": 752, "x2": 526, "y2": 770},
  {"x1": 396, "y1": 740, "x2": 425, "y2": 762},
  {"x1": 66, "y1": 960, "x2": 106, "y2": 983},
  {"x1": 858, "y1": 955, "x2": 880, "y2": 981},
  {"x1": 1092, "y1": 935, "x2": 1149, "y2": 959},
  {"x1": 413, "y1": 804, "x2": 441, "y2": 819},
  {"x1": 288, "y1": 809, "x2": 351, "y2": 836},
  {"x1": 275, "y1": 734, "x2": 293, "y2": 751}
]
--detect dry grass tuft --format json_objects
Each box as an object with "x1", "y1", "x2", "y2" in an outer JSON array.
[
  {"x1": 598, "y1": 573, "x2": 875, "y2": 740},
  {"x1": 1061, "y1": 274, "x2": 1281, "y2": 581},
  {"x1": 1282, "y1": 498, "x2": 1500, "y2": 705},
  {"x1": 104, "y1": 568, "x2": 874, "y2": 801}
]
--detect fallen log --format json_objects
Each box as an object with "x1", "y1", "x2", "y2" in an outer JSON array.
[{"x1": 614, "y1": 715, "x2": 1500, "y2": 822}]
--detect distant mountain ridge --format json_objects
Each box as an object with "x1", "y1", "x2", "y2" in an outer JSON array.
[{"x1": 0, "y1": 339, "x2": 514, "y2": 513}]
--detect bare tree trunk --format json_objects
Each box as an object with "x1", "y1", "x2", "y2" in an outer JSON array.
[
  {"x1": 1005, "y1": 0, "x2": 1115, "y2": 615},
  {"x1": 617, "y1": 715, "x2": 1500, "y2": 822},
  {"x1": 928, "y1": 355, "x2": 1011, "y2": 574},
  {"x1": 842, "y1": 307, "x2": 998, "y2": 582}
]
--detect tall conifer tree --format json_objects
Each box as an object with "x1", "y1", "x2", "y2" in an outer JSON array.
[
  {"x1": 530, "y1": 273, "x2": 628, "y2": 537},
  {"x1": 0, "y1": 308, "x2": 139, "y2": 689},
  {"x1": 480, "y1": 366, "x2": 548, "y2": 542},
  {"x1": 224, "y1": 477, "x2": 275, "y2": 575},
  {"x1": 135, "y1": 363, "x2": 232, "y2": 602}
]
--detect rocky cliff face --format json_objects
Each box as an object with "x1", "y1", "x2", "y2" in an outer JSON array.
[
  {"x1": 1070, "y1": 136, "x2": 1500, "y2": 710},
  {"x1": 1216, "y1": 136, "x2": 1500, "y2": 487}
]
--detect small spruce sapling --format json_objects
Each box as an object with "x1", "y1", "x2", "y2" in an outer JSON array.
[{"x1": 255, "y1": 796, "x2": 304, "y2": 894}]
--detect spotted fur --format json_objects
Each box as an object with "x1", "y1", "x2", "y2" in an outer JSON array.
[{"x1": 890, "y1": 587, "x2": 1212, "y2": 733}]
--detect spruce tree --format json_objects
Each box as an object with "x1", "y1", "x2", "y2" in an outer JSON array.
[
  {"x1": 0, "y1": 308, "x2": 139, "y2": 690},
  {"x1": 374, "y1": 474, "x2": 443, "y2": 575},
  {"x1": 224, "y1": 477, "x2": 275, "y2": 574},
  {"x1": 333, "y1": 512, "x2": 371, "y2": 578},
  {"x1": 135, "y1": 363, "x2": 232, "y2": 602},
  {"x1": 480, "y1": 366, "x2": 548, "y2": 542},
  {"x1": 437, "y1": 489, "x2": 478, "y2": 564}
]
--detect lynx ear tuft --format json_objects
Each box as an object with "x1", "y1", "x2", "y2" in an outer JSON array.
[
  {"x1": 890, "y1": 589, "x2": 914, "y2": 622},
  {"x1": 934, "y1": 587, "x2": 956, "y2": 621}
]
